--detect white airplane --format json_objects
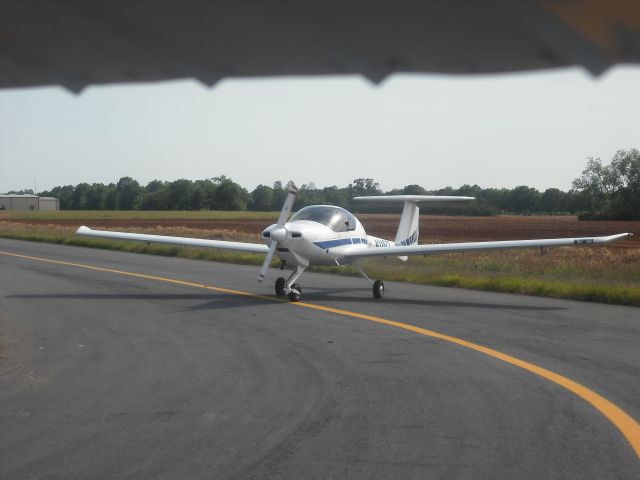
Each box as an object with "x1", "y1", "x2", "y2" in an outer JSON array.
[{"x1": 76, "y1": 184, "x2": 632, "y2": 301}]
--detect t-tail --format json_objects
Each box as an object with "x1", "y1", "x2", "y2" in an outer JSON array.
[
  {"x1": 353, "y1": 194, "x2": 476, "y2": 261},
  {"x1": 394, "y1": 201, "x2": 420, "y2": 260}
]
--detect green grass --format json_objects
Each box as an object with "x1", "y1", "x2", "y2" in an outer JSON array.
[
  {"x1": 1, "y1": 218, "x2": 638, "y2": 306},
  {"x1": 315, "y1": 255, "x2": 640, "y2": 306}
]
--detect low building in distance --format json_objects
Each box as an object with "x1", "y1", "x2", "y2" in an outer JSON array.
[{"x1": 0, "y1": 194, "x2": 59, "y2": 211}]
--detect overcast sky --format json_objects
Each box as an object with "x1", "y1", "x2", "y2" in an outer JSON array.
[{"x1": 1, "y1": 66, "x2": 638, "y2": 194}]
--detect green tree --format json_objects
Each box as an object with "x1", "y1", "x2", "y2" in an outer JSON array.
[
  {"x1": 116, "y1": 177, "x2": 141, "y2": 210},
  {"x1": 507, "y1": 186, "x2": 541, "y2": 214},
  {"x1": 103, "y1": 184, "x2": 118, "y2": 210},
  {"x1": 609, "y1": 149, "x2": 640, "y2": 218},
  {"x1": 270, "y1": 180, "x2": 293, "y2": 210},
  {"x1": 349, "y1": 178, "x2": 381, "y2": 196},
  {"x1": 297, "y1": 182, "x2": 325, "y2": 209},
  {"x1": 572, "y1": 149, "x2": 640, "y2": 219},
  {"x1": 140, "y1": 180, "x2": 169, "y2": 210},
  {"x1": 86, "y1": 183, "x2": 109, "y2": 210},
  {"x1": 540, "y1": 188, "x2": 567, "y2": 214},
  {"x1": 322, "y1": 185, "x2": 350, "y2": 208},
  {"x1": 212, "y1": 176, "x2": 249, "y2": 210},
  {"x1": 250, "y1": 185, "x2": 275, "y2": 211},
  {"x1": 167, "y1": 179, "x2": 194, "y2": 210},
  {"x1": 402, "y1": 184, "x2": 427, "y2": 195},
  {"x1": 190, "y1": 186, "x2": 204, "y2": 210},
  {"x1": 71, "y1": 183, "x2": 90, "y2": 210},
  {"x1": 7, "y1": 189, "x2": 34, "y2": 194},
  {"x1": 481, "y1": 188, "x2": 510, "y2": 212}
]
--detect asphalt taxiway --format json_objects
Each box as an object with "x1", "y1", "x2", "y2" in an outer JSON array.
[{"x1": 1, "y1": 238, "x2": 638, "y2": 479}]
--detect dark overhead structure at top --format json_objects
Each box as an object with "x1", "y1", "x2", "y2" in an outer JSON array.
[{"x1": 1, "y1": 0, "x2": 639, "y2": 93}]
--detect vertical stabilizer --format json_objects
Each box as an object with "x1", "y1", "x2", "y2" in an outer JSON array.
[
  {"x1": 394, "y1": 201, "x2": 420, "y2": 261},
  {"x1": 353, "y1": 195, "x2": 475, "y2": 261}
]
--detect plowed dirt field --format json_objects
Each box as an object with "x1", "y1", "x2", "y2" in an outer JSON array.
[{"x1": 3, "y1": 214, "x2": 638, "y2": 249}]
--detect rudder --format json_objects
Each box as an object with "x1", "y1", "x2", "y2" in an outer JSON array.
[{"x1": 394, "y1": 201, "x2": 420, "y2": 260}]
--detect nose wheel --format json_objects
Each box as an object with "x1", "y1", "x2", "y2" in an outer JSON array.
[
  {"x1": 288, "y1": 284, "x2": 302, "y2": 302},
  {"x1": 275, "y1": 276, "x2": 301, "y2": 301}
]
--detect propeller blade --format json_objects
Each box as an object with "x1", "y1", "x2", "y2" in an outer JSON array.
[
  {"x1": 258, "y1": 184, "x2": 298, "y2": 282},
  {"x1": 258, "y1": 241, "x2": 278, "y2": 282},
  {"x1": 277, "y1": 184, "x2": 298, "y2": 226}
]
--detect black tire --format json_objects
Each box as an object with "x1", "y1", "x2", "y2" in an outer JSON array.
[
  {"x1": 275, "y1": 277, "x2": 286, "y2": 296},
  {"x1": 288, "y1": 284, "x2": 302, "y2": 302},
  {"x1": 373, "y1": 280, "x2": 384, "y2": 299}
]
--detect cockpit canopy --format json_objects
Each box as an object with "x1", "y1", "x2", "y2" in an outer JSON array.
[{"x1": 290, "y1": 206, "x2": 357, "y2": 232}]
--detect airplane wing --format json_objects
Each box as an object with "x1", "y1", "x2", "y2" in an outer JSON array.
[
  {"x1": 76, "y1": 226, "x2": 269, "y2": 254},
  {"x1": 345, "y1": 233, "x2": 632, "y2": 259}
]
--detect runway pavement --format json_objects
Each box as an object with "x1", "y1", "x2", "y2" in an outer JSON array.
[{"x1": 1, "y1": 238, "x2": 638, "y2": 479}]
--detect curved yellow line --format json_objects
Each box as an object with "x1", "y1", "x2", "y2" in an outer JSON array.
[
  {"x1": 1, "y1": 249, "x2": 639, "y2": 459},
  {"x1": 294, "y1": 301, "x2": 640, "y2": 459}
]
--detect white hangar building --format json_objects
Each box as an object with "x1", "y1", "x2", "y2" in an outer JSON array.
[{"x1": 0, "y1": 194, "x2": 59, "y2": 211}]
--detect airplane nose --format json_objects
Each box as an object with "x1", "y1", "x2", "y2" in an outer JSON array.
[{"x1": 270, "y1": 227, "x2": 287, "y2": 242}]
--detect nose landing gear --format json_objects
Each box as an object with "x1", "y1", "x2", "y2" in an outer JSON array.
[{"x1": 274, "y1": 265, "x2": 306, "y2": 301}]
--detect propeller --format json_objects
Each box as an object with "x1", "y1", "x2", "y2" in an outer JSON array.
[{"x1": 258, "y1": 184, "x2": 298, "y2": 282}]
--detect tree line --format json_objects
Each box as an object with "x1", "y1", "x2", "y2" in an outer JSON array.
[{"x1": 11, "y1": 149, "x2": 638, "y2": 219}]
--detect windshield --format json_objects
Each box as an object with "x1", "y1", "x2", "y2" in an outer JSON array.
[{"x1": 290, "y1": 206, "x2": 357, "y2": 232}]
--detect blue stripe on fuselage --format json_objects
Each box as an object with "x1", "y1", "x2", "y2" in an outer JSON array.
[{"x1": 314, "y1": 238, "x2": 367, "y2": 249}]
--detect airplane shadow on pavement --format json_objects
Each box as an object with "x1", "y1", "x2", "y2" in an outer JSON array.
[{"x1": 8, "y1": 290, "x2": 565, "y2": 312}]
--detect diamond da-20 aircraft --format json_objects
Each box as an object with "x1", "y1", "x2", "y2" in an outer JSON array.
[{"x1": 76, "y1": 185, "x2": 631, "y2": 301}]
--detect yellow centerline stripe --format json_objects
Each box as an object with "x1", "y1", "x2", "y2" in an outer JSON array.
[{"x1": 2, "y1": 249, "x2": 639, "y2": 460}]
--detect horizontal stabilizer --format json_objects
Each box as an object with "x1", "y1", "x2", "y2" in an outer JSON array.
[{"x1": 353, "y1": 195, "x2": 475, "y2": 203}]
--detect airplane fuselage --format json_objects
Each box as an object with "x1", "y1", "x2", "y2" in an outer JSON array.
[{"x1": 262, "y1": 217, "x2": 391, "y2": 268}]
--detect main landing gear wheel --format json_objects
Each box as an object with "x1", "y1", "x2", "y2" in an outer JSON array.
[
  {"x1": 288, "y1": 284, "x2": 302, "y2": 302},
  {"x1": 373, "y1": 280, "x2": 384, "y2": 299},
  {"x1": 275, "y1": 277, "x2": 286, "y2": 296}
]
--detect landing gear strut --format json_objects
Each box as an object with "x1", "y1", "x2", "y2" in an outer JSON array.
[
  {"x1": 356, "y1": 265, "x2": 385, "y2": 299},
  {"x1": 275, "y1": 265, "x2": 306, "y2": 302}
]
